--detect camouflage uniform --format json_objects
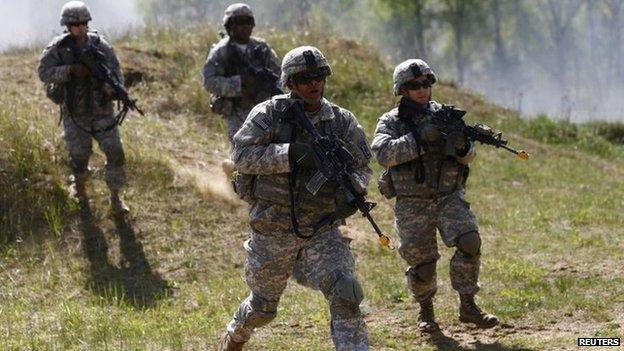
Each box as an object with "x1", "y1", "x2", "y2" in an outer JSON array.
[
  {"x1": 202, "y1": 4, "x2": 281, "y2": 142},
  {"x1": 223, "y1": 94, "x2": 372, "y2": 350},
  {"x1": 38, "y1": 30, "x2": 126, "y2": 197},
  {"x1": 372, "y1": 99, "x2": 480, "y2": 302}
]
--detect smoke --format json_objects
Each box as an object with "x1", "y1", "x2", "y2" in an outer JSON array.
[{"x1": 0, "y1": 0, "x2": 142, "y2": 51}]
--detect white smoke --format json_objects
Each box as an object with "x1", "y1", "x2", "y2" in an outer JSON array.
[{"x1": 0, "y1": 0, "x2": 142, "y2": 51}]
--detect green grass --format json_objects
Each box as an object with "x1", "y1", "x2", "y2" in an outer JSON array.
[{"x1": 0, "y1": 24, "x2": 623, "y2": 350}]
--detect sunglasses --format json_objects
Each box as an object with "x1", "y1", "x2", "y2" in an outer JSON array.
[
  {"x1": 232, "y1": 16, "x2": 254, "y2": 26},
  {"x1": 291, "y1": 71, "x2": 328, "y2": 85},
  {"x1": 69, "y1": 22, "x2": 88, "y2": 27},
  {"x1": 402, "y1": 80, "x2": 432, "y2": 90}
]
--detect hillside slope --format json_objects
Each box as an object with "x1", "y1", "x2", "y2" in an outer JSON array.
[{"x1": 1, "y1": 26, "x2": 622, "y2": 350}]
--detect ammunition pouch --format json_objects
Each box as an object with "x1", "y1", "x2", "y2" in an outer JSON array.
[
  {"x1": 210, "y1": 95, "x2": 233, "y2": 115},
  {"x1": 437, "y1": 160, "x2": 466, "y2": 193},
  {"x1": 45, "y1": 82, "x2": 65, "y2": 105},
  {"x1": 232, "y1": 171, "x2": 256, "y2": 203}
]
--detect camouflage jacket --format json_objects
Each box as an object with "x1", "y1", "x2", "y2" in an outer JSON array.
[
  {"x1": 38, "y1": 31, "x2": 123, "y2": 118},
  {"x1": 202, "y1": 36, "x2": 281, "y2": 115},
  {"x1": 232, "y1": 94, "x2": 372, "y2": 236},
  {"x1": 371, "y1": 100, "x2": 476, "y2": 198}
]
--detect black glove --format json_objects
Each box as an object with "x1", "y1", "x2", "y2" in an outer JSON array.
[
  {"x1": 69, "y1": 63, "x2": 90, "y2": 78},
  {"x1": 335, "y1": 191, "x2": 357, "y2": 219},
  {"x1": 289, "y1": 143, "x2": 321, "y2": 170},
  {"x1": 453, "y1": 132, "x2": 470, "y2": 156}
]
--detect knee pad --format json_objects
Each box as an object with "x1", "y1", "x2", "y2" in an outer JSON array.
[
  {"x1": 328, "y1": 273, "x2": 364, "y2": 320},
  {"x1": 456, "y1": 231, "x2": 481, "y2": 258},
  {"x1": 237, "y1": 293, "x2": 278, "y2": 328},
  {"x1": 406, "y1": 260, "x2": 437, "y2": 283}
]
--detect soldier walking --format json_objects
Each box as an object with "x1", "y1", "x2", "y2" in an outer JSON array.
[
  {"x1": 38, "y1": 1, "x2": 129, "y2": 216},
  {"x1": 202, "y1": 3, "x2": 281, "y2": 143},
  {"x1": 371, "y1": 59, "x2": 499, "y2": 333},
  {"x1": 218, "y1": 46, "x2": 372, "y2": 351}
]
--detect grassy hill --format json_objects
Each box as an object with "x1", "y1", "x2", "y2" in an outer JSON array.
[{"x1": 1, "y1": 25, "x2": 623, "y2": 350}]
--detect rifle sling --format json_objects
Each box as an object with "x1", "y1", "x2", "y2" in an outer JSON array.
[{"x1": 286, "y1": 105, "x2": 342, "y2": 239}]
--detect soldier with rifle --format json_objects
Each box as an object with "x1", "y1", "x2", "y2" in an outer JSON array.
[
  {"x1": 202, "y1": 3, "x2": 281, "y2": 143},
  {"x1": 371, "y1": 59, "x2": 528, "y2": 333},
  {"x1": 218, "y1": 46, "x2": 375, "y2": 351},
  {"x1": 38, "y1": 1, "x2": 142, "y2": 216}
]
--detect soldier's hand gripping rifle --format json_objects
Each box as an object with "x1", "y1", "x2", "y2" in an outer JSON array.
[
  {"x1": 433, "y1": 105, "x2": 530, "y2": 160},
  {"x1": 230, "y1": 46, "x2": 283, "y2": 96},
  {"x1": 287, "y1": 101, "x2": 391, "y2": 247},
  {"x1": 71, "y1": 41, "x2": 145, "y2": 126}
]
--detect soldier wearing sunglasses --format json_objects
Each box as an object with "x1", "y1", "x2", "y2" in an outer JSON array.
[
  {"x1": 38, "y1": 1, "x2": 129, "y2": 216},
  {"x1": 371, "y1": 59, "x2": 499, "y2": 333},
  {"x1": 202, "y1": 3, "x2": 281, "y2": 143},
  {"x1": 218, "y1": 46, "x2": 372, "y2": 351}
]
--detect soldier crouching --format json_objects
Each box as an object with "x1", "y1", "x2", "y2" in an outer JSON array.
[{"x1": 218, "y1": 46, "x2": 371, "y2": 351}]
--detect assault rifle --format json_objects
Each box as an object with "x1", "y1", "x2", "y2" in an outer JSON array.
[
  {"x1": 287, "y1": 101, "x2": 390, "y2": 247},
  {"x1": 230, "y1": 45, "x2": 283, "y2": 96},
  {"x1": 70, "y1": 41, "x2": 144, "y2": 127},
  {"x1": 433, "y1": 105, "x2": 530, "y2": 160}
]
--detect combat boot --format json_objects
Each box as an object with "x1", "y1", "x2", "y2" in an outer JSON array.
[
  {"x1": 218, "y1": 331, "x2": 245, "y2": 351},
  {"x1": 459, "y1": 294, "x2": 499, "y2": 328},
  {"x1": 418, "y1": 298, "x2": 440, "y2": 333},
  {"x1": 110, "y1": 190, "x2": 130, "y2": 216}
]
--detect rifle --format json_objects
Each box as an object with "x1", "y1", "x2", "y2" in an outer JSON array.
[
  {"x1": 70, "y1": 40, "x2": 144, "y2": 128},
  {"x1": 433, "y1": 105, "x2": 530, "y2": 160},
  {"x1": 287, "y1": 101, "x2": 391, "y2": 247},
  {"x1": 229, "y1": 45, "x2": 283, "y2": 96}
]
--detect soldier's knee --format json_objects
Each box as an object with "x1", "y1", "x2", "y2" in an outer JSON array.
[
  {"x1": 456, "y1": 231, "x2": 481, "y2": 258},
  {"x1": 406, "y1": 260, "x2": 437, "y2": 284},
  {"x1": 328, "y1": 273, "x2": 364, "y2": 320},
  {"x1": 243, "y1": 293, "x2": 278, "y2": 328}
]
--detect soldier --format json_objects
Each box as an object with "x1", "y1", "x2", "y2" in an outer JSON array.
[
  {"x1": 38, "y1": 1, "x2": 129, "y2": 215},
  {"x1": 218, "y1": 46, "x2": 371, "y2": 351},
  {"x1": 202, "y1": 3, "x2": 281, "y2": 143},
  {"x1": 371, "y1": 59, "x2": 499, "y2": 333}
]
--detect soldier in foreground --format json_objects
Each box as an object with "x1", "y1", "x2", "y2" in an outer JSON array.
[
  {"x1": 218, "y1": 46, "x2": 372, "y2": 350},
  {"x1": 202, "y1": 3, "x2": 281, "y2": 143},
  {"x1": 38, "y1": 1, "x2": 130, "y2": 216},
  {"x1": 371, "y1": 59, "x2": 500, "y2": 333}
]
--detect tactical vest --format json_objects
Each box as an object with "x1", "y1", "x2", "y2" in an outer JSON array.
[
  {"x1": 220, "y1": 40, "x2": 271, "y2": 110},
  {"x1": 251, "y1": 98, "x2": 341, "y2": 213},
  {"x1": 52, "y1": 32, "x2": 111, "y2": 115},
  {"x1": 385, "y1": 106, "x2": 468, "y2": 198}
]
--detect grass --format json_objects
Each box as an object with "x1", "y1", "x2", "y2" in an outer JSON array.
[{"x1": 0, "y1": 24, "x2": 623, "y2": 350}]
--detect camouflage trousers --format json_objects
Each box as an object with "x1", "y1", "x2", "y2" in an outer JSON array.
[
  {"x1": 226, "y1": 227, "x2": 369, "y2": 350},
  {"x1": 62, "y1": 114, "x2": 126, "y2": 191},
  {"x1": 395, "y1": 190, "x2": 480, "y2": 302}
]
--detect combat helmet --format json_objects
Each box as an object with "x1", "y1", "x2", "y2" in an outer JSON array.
[
  {"x1": 222, "y1": 3, "x2": 254, "y2": 30},
  {"x1": 280, "y1": 46, "x2": 332, "y2": 91},
  {"x1": 60, "y1": 1, "x2": 92, "y2": 26},
  {"x1": 393, "y1": 59, "x2": 437, "y2": 96}
]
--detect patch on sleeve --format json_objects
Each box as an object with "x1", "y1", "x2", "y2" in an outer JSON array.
[
  {"x1": 359, "y1": 141, "x2": 372, "y2": 159},
  {"x1": 252, "y1": 113, "x2": 271, "y2": 131}
]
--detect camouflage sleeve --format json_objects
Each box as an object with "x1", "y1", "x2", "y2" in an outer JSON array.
[
  {"x1": 99, "y1": 38, "x2": 123, "y2": 85},
  {"x1": 371, "y1": 113, "x2": 421, "y2": 168},
  {"x1": 202, "y1": 46, "x2": 242, "y2": 98},
  {"x1": 340, "y1": 110, "x2": 373, "y2": 192},
  {"x1": 456, "y1": 141, "x2": 477, "y2": 165},
  {"x1": 232, "y1": 102, "x2": 291, "y2": 175},
  {"x1": 38, "y1": 41, "x2": 71, "y2": 84}
]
